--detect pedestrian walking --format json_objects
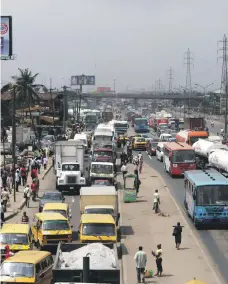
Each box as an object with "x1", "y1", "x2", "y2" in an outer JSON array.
[
  {"x1": 134, "y1": 246, "x2": 147, "y2": 283},
  {"x1": 1, "y1": 202, "x2": 5, "y2": 227},
  {"x1": 121, "y1": 163, "x2": 128, "y2": 179},
  {"x1": 20, "y1": 165, "x2": 27, "y2": 186},
  {"x1": 23, "y1": 185, "x2": 31, "y2": 208},
  {"x1": 139, "y1": 158, "x2": 143, "y2": 174},
  {"x1": 36, "y1": 158, "x2": 41, "y2": 174},
  {"x1": 31, "y1": 167, "x2": 38, "y2": 180},
  {"x1": 15, "y1": 169, "x2": 20, "y2": 192},
  {"x1": 43, "y1": 156, "x2": 48, "y2": 170},
  {"x1": 152, "y1": 244, "x2": 163, "y2": 277},
  {"x1": 6, "y1": 174, "x2": 12, "y2": 194},
  {"x1": 172, "y1": 222, "x2": 183, "y2": 250},
  {"x1": 1, "y1": 187, "x2": 9, "y2": 212},
  {"x1": 153, "y1": 189, "x2": 160, "y2": 213}
]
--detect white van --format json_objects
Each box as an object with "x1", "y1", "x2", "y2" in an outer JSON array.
[{"x1": 156, "y1": 142, "x2": 165, "y2": 162}]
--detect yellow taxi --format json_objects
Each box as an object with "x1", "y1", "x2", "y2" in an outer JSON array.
[
  {"x1": 0, "y1": 250, "x2": 53, "y2": 283},
  {"x1": 0, "y1": 224, "x2": 33, "y2": 258},
  {"x1": 32, "y1": 213, "x2": 73, "y2": 249},
  {"x1": 132, "y1": 136, "x2": 146, "y2": 150},
  {"x1": 42, "y1": 203, "x2": 72, "y2": 221},
  {"x1": 78, "y1": 214, "x2": 119, "y2": 243}
]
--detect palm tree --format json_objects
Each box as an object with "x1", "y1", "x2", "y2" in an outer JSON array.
[{"x1": 1, "y1": 68, "x2": 42, "y2": 138}]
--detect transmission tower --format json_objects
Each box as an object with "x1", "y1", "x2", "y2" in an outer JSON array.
[
  {"x1": 184, "y1": 48, "x2": 194, "y2": 93},
  {"x1": 168, "y1": 67, "x2": 174, "y2": 93},
  {"x1": 218, "y1": 34, "x2": 228, "y2": 138}
]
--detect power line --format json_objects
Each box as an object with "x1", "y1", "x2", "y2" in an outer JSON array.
[
  {"x1": 167, "y1": 67, "x2": 174, "y2": 93},
  {"x1": 218, "y1": 34, "x2": 228, "y2": 139}
]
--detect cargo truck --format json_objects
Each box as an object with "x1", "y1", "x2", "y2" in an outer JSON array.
[
  {"x1": 102, "y1": 111, "x2": 113, "y2": 123},
  {"x1": 184, "y1": 117, "x2": 206, "y2": 130},
  {"x1": 55, "y1": 140, "x2": 86, "y2": 194},
  {"x1": 80, "y1": 186, "x2": 119, "y2": 225},
  {"x1": 52, "y1": 242, "x2": 120, "y2": 284}
]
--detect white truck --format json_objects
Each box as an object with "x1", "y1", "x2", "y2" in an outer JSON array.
[
  {"x1": 55, "y1": 140, "x2": 86, "y2": 194},
  {"x1": 80, "y1": 186, "x2": 119, "y2": 225},
  {"x1": 89, "y1": 162, "x2": 116, "y2": 186}
]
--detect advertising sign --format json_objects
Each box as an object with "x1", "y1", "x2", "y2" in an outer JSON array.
[
  {"x1": 1, "y1": 16, "x2": 13, "y2": 59},
  {"x1": 71, "y1": 75, "x2": 95, "y2": 86},
  {"x1": 97, "y1": 87, "x2": 111, "y2": 93}
]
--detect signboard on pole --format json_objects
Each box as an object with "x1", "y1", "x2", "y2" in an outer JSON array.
[
  {"x1": 71, "y1": 75, "x2": 95, "y2": 86},
  {"x1": 97, "y1": 87, "x2": 111, "y2": 93},
  {"x1": 1, "y1": 16, "x2": 13, "y2": 60}
]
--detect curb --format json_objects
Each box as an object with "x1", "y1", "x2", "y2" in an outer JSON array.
[
  {"x1": 41, "y1": 165, "x2": 53, "y2": 180},
  {"x1": 145, "y1": 160, "x2": 224, "y2": 284},
  {"x1": 118, "y1": 189, "x2": 127, "y2": 284},
  {"x1": 4, "y1": 198, "x2": 26, "y2": 221}
]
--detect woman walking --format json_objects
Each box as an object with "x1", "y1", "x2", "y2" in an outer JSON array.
[{"x1": 172, "y1": 222, "x2": 183, "y2": 250}]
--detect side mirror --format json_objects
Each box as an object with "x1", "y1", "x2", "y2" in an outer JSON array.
[
  {"x1": 63, "y1": 197, "x2": 65, "y2": 201},
  {"x1": 193, "y1": 192, "x2": 196, "y2": 200},
  {"x1": 71, "y1": 225, "x2": 73, "y2": 228},
  {"x1": 86, "y1": 167, "x2": 88, "y2": 171},
  {"x1": 77, "y1": 229, "x2": 80, "y2": 234}
]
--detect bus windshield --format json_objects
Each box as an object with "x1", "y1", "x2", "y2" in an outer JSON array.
[
  {"x1": 190, "y1": 136, "x2": 207, "y2": 145},
  {"x1": 172, "y1": 150, "x2": 195, "y2": 163},
  {"x1": 196, "y1": 185, "x2": 228, "y2": 206},
  {"x1": 115, "y1": 123, "x2": 128, "y2": 128}
]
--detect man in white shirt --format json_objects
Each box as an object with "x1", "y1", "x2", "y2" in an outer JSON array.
[
  {"x1": 153, "y1": 189, "x2": 160, "y2": 213},
  {"x1": 134, "y1": 246, "x2": 147, "y2": 283},
  {"x1": 121, "y1": 163, "x2": 128, "y2": 179},
  {"x1": 43, "y1": 156, "x2": 48, "y2": 170},
  {"x1": 23, "y1": 185, "x2": 31, "y2": 208}
]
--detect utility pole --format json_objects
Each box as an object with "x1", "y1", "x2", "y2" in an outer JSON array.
[
  {"x1": 12, "y1": 85, "x2": 16, "y2": 202},
  {"x1": 61, "y1": 85, "x2": 70, "y2": 131},
  {"x1": 168, "y1": 67, "x2": 174, "y2": 93},
  {"x1": 49, "y1": 78, "x2": 56, "y2": 127},
  {"x1": 218, "y1": 34, "x2": 228, "y2": 139},
  {"x1": 195, "y1": 83, "x2": 214, "y2": 119},
  {"x1": 184, "y1": 48, "x2": 194, "y2": 116}
]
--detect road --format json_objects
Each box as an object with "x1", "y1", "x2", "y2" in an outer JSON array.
[{"x1": 132, "y1": 127, "x2": 228, "y2": 283}]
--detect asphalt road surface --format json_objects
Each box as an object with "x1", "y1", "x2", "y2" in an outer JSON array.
[{"x1": 131, "y1": 127, "x2": 228, "y2": 283}]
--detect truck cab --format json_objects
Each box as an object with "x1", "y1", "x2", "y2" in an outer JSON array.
[
  {"x1": 56, "y1": 162, "x2": 85, "y2": 194},
  {"x1": 91, "y1": 147, "x2": 116, "y2": 163},
  {"x1": 89, "y1": 162, "x2": 115, "y2": 185}
]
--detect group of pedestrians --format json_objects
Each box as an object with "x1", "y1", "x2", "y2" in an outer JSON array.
[{"x1": 134, "y1": 222, "x2": 183, "y2": 283}]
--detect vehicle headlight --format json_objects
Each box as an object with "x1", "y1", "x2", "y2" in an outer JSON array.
[{"x1": 58, "y1": 179, "x2": 64, "y2": 183}]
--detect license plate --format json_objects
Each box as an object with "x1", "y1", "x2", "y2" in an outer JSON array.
[{"x1": 70, "y1": 187, "x2": 74, "y2": 189}]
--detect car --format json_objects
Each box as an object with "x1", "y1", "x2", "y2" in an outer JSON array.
[
  {"x1": 91, "y1": 180, "x2": 111, "y2": 186},
  {"x1": 146, "y1": 140, "x2": 159, "y2": 156},
  {"x1": 39, "y1": 191, "x2": 65, "y2": 212}
]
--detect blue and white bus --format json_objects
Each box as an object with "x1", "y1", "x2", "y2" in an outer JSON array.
[
  {"x1": 184, "y1": 169, "x2": 228, "y2": 229},
  {"x1": 134, "y1": 117, "x2": 149, "y2": 133}
]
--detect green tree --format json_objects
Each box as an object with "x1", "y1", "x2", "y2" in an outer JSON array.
[{"x1": 1, "y1": 68, "x2": 44, "y2": 138}]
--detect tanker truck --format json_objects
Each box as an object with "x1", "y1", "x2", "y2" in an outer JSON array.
[
  {"x1": 208, "y1": 149, "x2": 228, "y2": 174},
  {"x1": 192, "y1": 139, "x2": 228, "y2": 168}
]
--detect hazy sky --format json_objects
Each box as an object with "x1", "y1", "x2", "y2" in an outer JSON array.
[{"x1": 1, "y1": 0, "x2": 228, "y2": 92}]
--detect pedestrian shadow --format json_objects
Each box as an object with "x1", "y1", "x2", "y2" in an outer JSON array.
[
  {"x1": 136, "y1": 199, "x2": 147, "y2": 203},
  {"x1": 179, "y1": 247, "x2": 190, "y2": 250},
  {"x1": 159, "y1": 274, "x2": 174, "y2": 277},
  {"x1": 145, "y1": 280, "x2": 158, "y2": 283},
  {"x1": 121, "y1": 225, "x2": 134, "y2": 236}
]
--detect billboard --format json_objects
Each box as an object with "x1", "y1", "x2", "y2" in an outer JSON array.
[
  {"x1": 71, "y1": 75, "x2": 95, "y2": 86},
  {"x1": 97, "y1": 87, "x2": 111, "y2": 93},
  {"x1": 1, "y1": 16, "x2": 13, "y2": 59}
]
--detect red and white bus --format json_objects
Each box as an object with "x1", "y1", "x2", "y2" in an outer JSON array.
[{"x1": 163, "y1": 142, "x2": 196, "y2": 177}]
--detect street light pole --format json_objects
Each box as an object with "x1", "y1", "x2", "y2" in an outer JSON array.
[
  {"x1": 12, "y1": 85, "x2": 16, "y2": 202},
  {"x1": 195, "y1": 83, "x2": 214, "y2": 119}
]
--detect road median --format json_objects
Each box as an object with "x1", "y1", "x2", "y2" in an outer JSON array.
[{"x1": 118, "y1": 163, "x2": 222, "y2": 284}]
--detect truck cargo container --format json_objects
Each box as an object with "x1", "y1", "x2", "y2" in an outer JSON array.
[{"x1": 52, "y1": 242, "x2": 120, "y2": 284}]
